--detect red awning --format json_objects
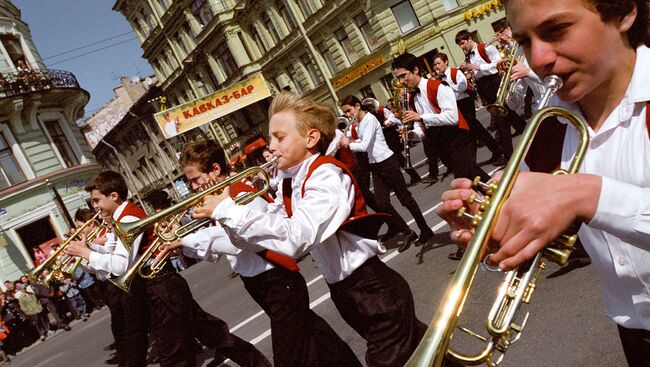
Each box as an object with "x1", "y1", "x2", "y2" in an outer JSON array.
[{"x1": 244, "y1": 137, "x2": 267, "y2": 155}]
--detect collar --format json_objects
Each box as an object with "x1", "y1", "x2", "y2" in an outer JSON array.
[
  {"x1": 417, "y1": 76, "x2": 429, "y2": 92},
  {"x1": 112, "y1": 201, "x2": 129, "y2": 222},
  {"x1": 279, "y1": 153, "x2": 320, "y2": 180}
]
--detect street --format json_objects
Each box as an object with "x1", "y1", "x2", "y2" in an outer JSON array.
[{"x1": 11, "y1": 110, "x2": 626, "y2": 367}]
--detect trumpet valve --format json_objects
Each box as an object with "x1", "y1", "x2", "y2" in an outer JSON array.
[
  {"x1": 542, "y1": 247, "x2": 572, "y2": 266},
  {"x1": 472, "y1": 176, "x2": 498, "y2": 195},
  {"x1": 557, "y1": 233, "x2": 577, "y2": 248},
  {"x1": 457, "y1": 207, "x2": 483, "y2": 227},
  {"x1": 468, "y1": 193, "x2": 491, "y2": 212}
]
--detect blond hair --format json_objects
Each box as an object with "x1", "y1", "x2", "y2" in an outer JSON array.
[{"x1": 268, "y1": 91, "x2": 336, "y2": 154}]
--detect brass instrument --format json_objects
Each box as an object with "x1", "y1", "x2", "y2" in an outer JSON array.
[
  {"x1": 337, "y1": 116, "x2": 351, "y2": 134},
  {"x1": 109, "y1": 164, "x2": 273, "y2": 293},
  {"x1": 391, "y1": 79, "x2": 414, "y2": 169},
  {"x1": 27, "y1": 212, "x2": 104, "y2": 285},
  {"x1": 487, "y1": 42, "x2": 522, "y2": 117},
  {"x1": 405, "y1": 75, "x2": 590, "y2": 367}
]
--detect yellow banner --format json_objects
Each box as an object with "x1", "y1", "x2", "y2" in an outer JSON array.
[{"x1": 154, "y1": 74, "x2": 272, "y2": 139}]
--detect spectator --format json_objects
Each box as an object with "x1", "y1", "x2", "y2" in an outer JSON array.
[
  {"x1": 60, "y1": 278, "x2": 88, "y2": 321},
  {"x1": 0, "y1": 282, "x2": 32, "y2": 354},
  {"x1": 32, "y1": 248, "x2": 47, "y2": 266},
  {"x1": 0, "y1": 315, "x2": 11, "y2": 363},
  {"x1": 14, "y1": 280, "x2": 49, "y2": 342},
  {"x1": 30, "y1": 272, "x2": 71, "y2": 332},
  {"x1": 74, "y1": 267, "x2": 104, "y2": 311}
]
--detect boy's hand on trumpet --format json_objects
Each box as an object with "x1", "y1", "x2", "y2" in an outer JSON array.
[
  {"x1": 156, "y1": 239, "x2": 182, "y2": 263},
  {"x1": 192, "y1": 186, "x2": 231, "y2": 220},
  {"x1": 65, "y1": 234, "x2": 92, "y2": 260}
]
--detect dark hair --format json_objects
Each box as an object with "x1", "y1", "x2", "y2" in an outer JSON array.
[
  {"x1": 455, "y1": 29, "x2": 472, "y2": 44},
  {"x1": 146, "y1": 190, "x2": 172, "y2": 211},
  {"x1": 391, "y1": 52, "x2": 420, "y2": 72},
  {"x1": 85, "y1": 170, "x2": 128, "y2": 201},
  {"x1": 180, "y1": 139, "x2": 229, "y2": 175},
  {"x1": 433, "y1": 52, "x2": 449, "y2": 63},
  {"x1": 74, "y1": 208, "x2": 96, "y2": 222},
  {"x1": 340, "y1": 95, "x2": 369, "y2": 111},
  {"x1": 492, "y1": 18, "x2": 509, "y2": 33}
]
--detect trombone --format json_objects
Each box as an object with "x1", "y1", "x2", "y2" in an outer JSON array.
[
  {"x1": 405, "y1": 75, "x2": 590, "y2": 367},
  {"x1": 27, "y1": 212, "x2": 104, "y2": 285},
  {"x1": 109, "y1": 163, "x2": 273, "y2": 293},
  {"x1": 391, "y1": 79, "x2": 414, "y2": 169}
]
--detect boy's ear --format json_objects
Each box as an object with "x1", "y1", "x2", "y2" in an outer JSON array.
[
  {"x1": 305, "y1": 128, "x2": 322, "y2": 150},
  {"x1": 108, "y1": 191, "x2": 120, "y2": 202},
  {"x1": 618, "y1": 4, "x2": 637, "y2": 33},
  {"x1": 211, "y1": 162, "x2": 222, "y2": 176}
]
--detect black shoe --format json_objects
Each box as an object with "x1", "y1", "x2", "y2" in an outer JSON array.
[
  {"x1": 448, "y1": 251, "x2": 463, "y2": 260},
  {"x1": 421, "y1": 176, "x2": 439, "y2": 184},
  {"x1": 408, "y1": 177, "x2": 421, "y2": 187},
  {"x1": 378, "y1": 229, "x2": 400, "y2": 244},
  {"x1": 104, "y1": 342, "x2": 117, "y2": 351},
  {"x1": 63, "y1": 324, "x2": 71, "y2": 331},
  {"x1": 397, "y1": 230, "x2": 418, "y2": 253},
  {"x1": 105, "y1": 353, "x2": 119, "y2": 365},
  {"x1": 415, "y1": 230, "x2": 433, "y2": 246}
]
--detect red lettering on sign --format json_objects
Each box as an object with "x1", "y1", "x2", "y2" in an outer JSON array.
[
  {"x1": 241, "y1": 87, "x2": 249, "y2": 96},
  {"x1": 246, "y1": 85, "x2": 254, "y2": 93},
  {"x1": 214, "y1": 98, "x2": 223, "y2": 107},
  {"x1": 233, "y1": 90, "x2": 241, "y2": 99},
  {"x1": 193, "y1": 107, "x2": 201, "y2": 116},
  {"x1": 183, "y1": 110, "x2": 193, "y2": 119}
]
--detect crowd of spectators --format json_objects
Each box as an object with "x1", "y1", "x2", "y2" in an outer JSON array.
[{"x1": 0, "y1": 59, "x2": 53, "y2": 97}]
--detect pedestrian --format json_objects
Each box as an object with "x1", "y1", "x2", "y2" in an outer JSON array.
[{"x1": 60, "y1": 278, "x2": 88, "y2": 321}]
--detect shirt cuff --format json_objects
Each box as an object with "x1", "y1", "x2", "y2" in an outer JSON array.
[
  {"x1": 212, "y1": 197, "x2": 248, "y2": 229},
  {"x1": 88, "y1": 251, "x2": 101, "y2": 270},
  {"x1": 480, "y1": 64, "x2": 490, "y2": 72},
  {"x1": 590, "y1": 176, "x2": 648, "y2": 237}
]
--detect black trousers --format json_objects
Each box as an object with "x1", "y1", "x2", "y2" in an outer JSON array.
[
  {"x1": 352, "y1": 151, "x2": 379, "y2": 212},
  {"x1": 145, "y1": 270, "x2": 270, "y2": 367},
  {"x1": 383, "y1": 126, "x2": 421, "y2": 182},
  {"x1": 328, "y1": 256, "x2": 427, "y2": 367},
  {"x1": 617, "y1": 325, "x2": 650, "y2": 367},
  {"x1": 476, "y1": 73, "x2": 527, "y2": 158},
  {"x1": 370, "y1": 155, "x2": 431, "y2": 236},
  {"x1": 105, "y1": 279, "x2": 148, "y2": 367},
  {"x1": 458, "y1": 96, "x2": 502, "y2": 157},
  {"x1": 242, "y1": 267, "x2": 361, "y2": 367},
  {"x1": 427, "y1": 126, "x2": 490, "y2": 182},
  {"x1": 422, "y1": 129, "x2": 441, "y2": 177}
]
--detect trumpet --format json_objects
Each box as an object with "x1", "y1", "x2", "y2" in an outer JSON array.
[
  {"x1": 27, "y1": 212, "x2": 104, "y2": 285},
  {"x1": 487, "y1": 42, "x2": 523, "y2": 117},
  {"x1": 391, "y1": 79, "x2": 414, "y2": 169},
  {"x1": 405, "y1": 75, "x2": 590, "y2": 367}
]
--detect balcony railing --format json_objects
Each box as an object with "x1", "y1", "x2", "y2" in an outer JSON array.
[{"x1": 0, "y1": 69, "x2": 82, "y2": 99}]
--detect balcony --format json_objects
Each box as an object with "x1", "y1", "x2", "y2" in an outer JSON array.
[{"x1": 0, "y1": 69, "x2": 83, "y2": 99}]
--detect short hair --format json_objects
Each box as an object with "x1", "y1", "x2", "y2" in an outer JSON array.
[
  {"x1": 391, "y1": 52, "x2": 420, "y2": 72},
  {"x1": 179, "y1": 139, "x2": 229, "y2": 175},
  {"x1": 455, "y1": 29, "x2": 473, "y2": 44},
  {"x1": 85, "y1": 170, "x2": 128, "y2": 200},
  {"x1": 433, "y1": 52, "x2": 449, "y2": 63},
  {"x1": 503, "y1": 0, "x2": 649, "y2": 47},
  {"x1": 74, "y1": 208, "x2": 96, "y2": 222},
  {"x1": 268, "y1": 91, "x2": 336, "y2": 154},
  {"x1": 146, "y1": 190, "x2": 172, "y2": 211},
  {"x1": 340, "y1": 95, "x2": 366, "y2": 111},
  {"x1": 492, "y1": 18, "x2": 509, "y2": 33}
]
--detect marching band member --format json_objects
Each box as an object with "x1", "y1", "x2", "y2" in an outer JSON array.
[
  {"x1": 65, "y1": 171, "x2": 269, "y2": 367},
  {"x1": 440, "y1": 0, "x2": 650, "y2": 365},
  {"x1": 433, "y1": 52, "x2": 505, "y2": 166},
  {"x1": 455, "y1": 29, "x2": 528, "y2": 161},
  {"x1": 392, "y1": 52, "x2": 490, "y2": 183},
  {"x1": 339, "y1": 94, "x2": 433, "y2": 251},
  {"x1": 192, "y1": 92, "x2": 427, "y2": 367},
  {"x1": 158, "y1": 139, "x2": 361, "y2": 367}
]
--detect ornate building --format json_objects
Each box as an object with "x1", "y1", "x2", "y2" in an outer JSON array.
[
  {"x1": 114, "y1": 0, "x2": 506, "y2": 160},
  {"x1": 0, "y1": 1, "x2": 98, "y2": 281}
]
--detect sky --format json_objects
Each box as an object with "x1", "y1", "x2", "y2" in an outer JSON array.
[{"x1": 14, "y1": 0, "x2": 153, "y2": 120}]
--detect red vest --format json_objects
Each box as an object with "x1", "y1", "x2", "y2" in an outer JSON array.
[
  {"x1": 230, "y1": 182, "x2": 300, "y2": 272},
  {"x1": 409, "y1": 79, "x2": 469, "y2": 130},
  {"x1": 282, "y1": 156, "x2": 389, "y2": 239},
  {"x1": 116, "y1": 202, "x2": 155, "y2": 255},
  {"x1": 477, "y1": 43, "x2": 491, "y2": 63}
]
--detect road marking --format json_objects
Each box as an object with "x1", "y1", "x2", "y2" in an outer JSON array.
[{"x1": 231, "y1": 166, "x2": 501, "y2": 345}]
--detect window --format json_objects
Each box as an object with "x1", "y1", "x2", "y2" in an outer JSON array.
[
  {"x1": 44, "y1": 120, "x2": 79, "y2": 167},
  {"x1": 252, "y1": 28, "x2": 268, "y2": 53},
  {"x1": 237, "y1": 32, "x2": 256, "y2": 63},
  {"x1": 300, "y1": 53, "x2": 323, "y2": 85},
  {"x1": 262, "y1": 12, "x2": 280, "y2": 44},
  {"x1": 441, "y1": 0, "x2": 459, "y2": 11},
  {"x1": 360, "y1": 85, "x2": 375, "y2": 99},
  {"x1": 286, "y1": 65, "x2": 304, "y2": 93},
  {"x1": 213, "y1": 44, "x2": 238, "y2": 76},
  {"x1": 390, "y1": 1, "x2": 420, "y2": 34},
  {"x1": 335, "y1": 27, "x2": 359, "y2": 64},
  {"x1": 158, "y1": 0, "x2": 170, "y2": 11},
  {"x1": 355, "y1": 13, "x2": 380, "y2": 51},
  {"x1": 317, "y1": 41, "x2": 338, "y2": 75},
  {"x1": 16, "y1": 217, "x2": 59, "y2": 263},
  {"x1": 0, "y1": 131, "x2": 26, "y2": 189},
  {"x1": 191, "y1": 0, "x2": 214, "y2": 27},
  {"x1": 277, "y1": 1, "x2": 296, "y2": 30},
  {"x1": 175, "y1": 32, "x2": 189, "y2": 56}
]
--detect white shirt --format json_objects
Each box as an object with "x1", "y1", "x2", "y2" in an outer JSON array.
[
  {"x1": 468, "y1": 42, "x2": 501, "y2": 79},
  {"x1": 348, "y1": 112, "x2": 393, "y2": 164},
  {"x1": 411, "y1": 77, "x2": 459, "y2": 138},
  {"x1": 87, "y1": 202, "x2": 143, "y2": 279},
  {"x1": 441, "y1": 67, "x2": 470, "y2": 100},
  {"x1": 554, "y1": 45, "x2": 650, "y2": 330},
  {"x1": 181, "y1": 196, "x2": 274, "y2": 278},
  {"x1": 212, "y1": 154, "x2": 385, "y2": 284},
  {"x1": 383, "y1": 108, "x2": 402, "y2": 127}
]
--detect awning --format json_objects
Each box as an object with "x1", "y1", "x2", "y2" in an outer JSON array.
[{"x1": 244, "y1": 137, "x2": 267, "y2": 155}]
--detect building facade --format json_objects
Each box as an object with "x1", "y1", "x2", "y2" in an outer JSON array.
[
  {"x1": 113, "y1": 0, "x2": 506, "y2": 162},
  {"x1": 0, "y1": 1, "x2": 98, "y2": 281}
]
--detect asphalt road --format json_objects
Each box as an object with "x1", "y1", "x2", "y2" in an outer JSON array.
[{"x1": 11, "y1": 109, "x2": 627, "y2": 367}]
